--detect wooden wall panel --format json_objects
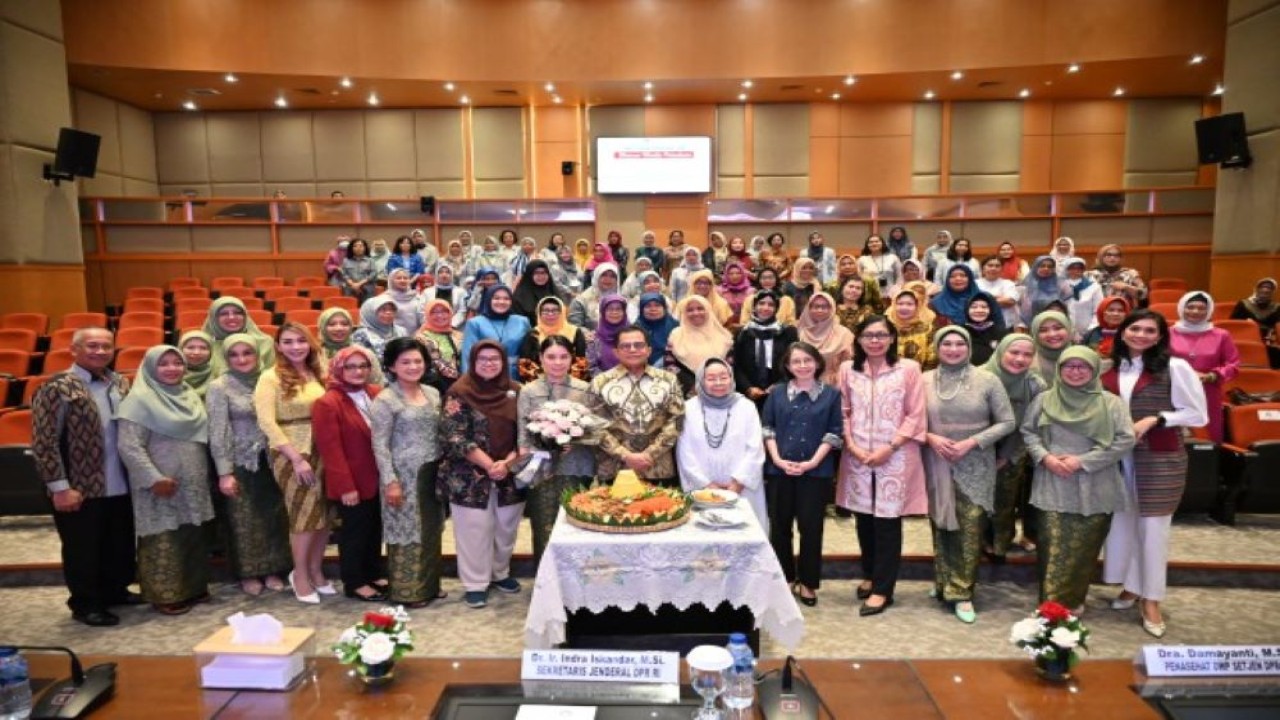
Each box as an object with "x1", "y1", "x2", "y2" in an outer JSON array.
[
  {"x1": 1210, "y1": 254, "x2": 1280, "y2": 305},
  {"x1": 1050, "y1": 134, "x2": 1126, "y2": 191},
  {"x1": 532, "y1": 106, "x2": 582, "y2": 198},
  {"x1": 0, "y1": 265, "x2": 88, "y2": 317},
  {"x1": 645, "y1": 196, "x2": 707, "y2": 248},
  {"x1": 838, "y1": 136, "x2": 914, "y2": 196},
  {"x1": 644, "y1": 105, "x2": 717, "y2": 137}
]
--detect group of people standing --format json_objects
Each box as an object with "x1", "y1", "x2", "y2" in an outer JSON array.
[{"x1": 33, "y1": 226, "x2": 1269, "y2": 640}]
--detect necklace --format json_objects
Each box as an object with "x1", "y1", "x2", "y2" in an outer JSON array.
[
  {"x1": 935, "y1": 365, "x2": 969, "y2": 402},
  {"x1": 702, "y1": 405, "x2": 731, "y2": 449}
]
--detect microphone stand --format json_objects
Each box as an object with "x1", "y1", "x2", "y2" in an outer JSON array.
[{"x1": 11, "y1": 645, "x2": 116, "y2": 719}]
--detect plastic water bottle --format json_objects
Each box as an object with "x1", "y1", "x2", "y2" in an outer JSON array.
[
  {"x1": 0, "y1": 647, "x2": 32, "y2": 720},
  {"x1": 723, "y1": 633, "x2": 755, "y2": 715}
]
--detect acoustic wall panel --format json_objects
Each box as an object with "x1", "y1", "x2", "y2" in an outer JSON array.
[
  {"x1": 753, "y1": 104, "x2": 809, "y2": 177},
  {"x1": 365, "y1": 110, "x2": 415, "y2": 180},
  {"x1": 1123, "y1": 99, "x2": 1201, "y2": 187},
  {"x1": 206, "y1": 112, "x2": 262, "y2": 182},
  {"x1": 72, "y1": 89, "x2": 121, "y2": 176},
  {"x1": 472, "y1": 107, "x2": 524, "y2": 186},
  {"x1": 260, "y1": 113, "x2": 315, "y2": 182},
  {"x1": 414, "y1": 109, "x2": 464, "y2": 181},
  {"x1": 154, "y1": 113, "x2": 209, "y2": 183},
  {"x1": 313, "y1": 111, "x2": 367, "y2": 180},
  {"x1": 717, "y1": 104, "x2": 745, "y2": 185},
  {"x1": 950, "y1": 101, "x2": 1021, "y2": 192}
]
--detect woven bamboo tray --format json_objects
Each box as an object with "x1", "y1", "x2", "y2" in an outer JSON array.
[{"x1": 564, "y1": 511, "x2": 690, "y2": 534}]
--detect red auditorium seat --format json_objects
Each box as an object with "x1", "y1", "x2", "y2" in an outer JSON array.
[
  {"x1": 42, "y1": 349, "x2": 75, "y2": 374},
  {"x1": 0, "y1": 350, "x2": 34, "y2": 377},
  {"x1": 123, "y1": 298, "x2": 165, "y2": 315},
  {"x1": 1235, "y1": 342, "x2": 1272, "y2": 369},
  {"x1": 1218, "y1": 320, "x2": 1265, "y2": 346},
  {"x1": 305, "y1": 286, "x2": 341, "y2": 301},
  {"x1": 115, "y1": 327, "x2": 164, "y2": 348},
  {"x1": 1, "y1": 313, "x2": 49, "y2": 335},
  {"x1": 47, "y1": 328, "x2": 77, "y2": 351},
  {"x1": 248, "y1": 310, "x2": 274, "y2": 327},
  {"x1": 1148, "y1": 289, "x2": 1184, "y2": 305},
  {"x1": 125, "y1": 287, "x2": 164, "y2": 301},
  {"x1": 0, "y1": 409, "x2": 32, "y2": 445},
  {"x1": 294, "y1": 276, "x2": 326, "y2": 289},
  {"x1": 219, "y1": 287, "x2": 258, "y2": 302},
  {"x1": 0, "y1": 329, "x2": 38, "y2": 353},
  {"x1": 210, "y1": 277, "x2": 246, "y2": 291},
  {"x1": 174, "y1": 298, "x2": 212, "y2": 316},
  {"x1": 168, "y1": 278, "x2": 202, "y2": 290},
  {"x1": 113, "y1": 346, "x2": 148, "y2": 373},
  {"x1": 322, "y1": 296, "x2": 358, "y2": 313},
  {"x1": 285, "y1": 309, "x2": 322, "y2": 327},
  {"x1": 176, "y1": 311, "x2": 207, "y2": 333},
  {"x1": 272, "y1": 297, "x2": 312, "y2": 314},
  {"x1": 263, "y1": 287, "x2": 300, "y2": 303},
  {"x1": 1149, "y1": 278, "x2": 1189, "y2": 292},
  {"x1": 1225, "y1": 368, "x2": 1280, "y2": 397},
  {"x1": 60, "y1": 313, "x2": 108, "y2": 330},
  {"x1": 116, "y1": 312, "x2": 164, "y2": 331},
  {"x1": 171, "y1": 287, "x2": 210, "y2": 301},
  {"x1": 1218, "y1": 403, "x2": 1280, "y2": 524},
  {"x1": 21, "y1": 375, "x2": 54, "y2": 406},
  {"x1": 253, "y1": 277, "x2": 286, "y2": 289}
]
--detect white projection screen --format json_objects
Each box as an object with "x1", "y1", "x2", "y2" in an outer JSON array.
[{"x1": 595, "y1": 136, "x2": 713, "y2": 194}]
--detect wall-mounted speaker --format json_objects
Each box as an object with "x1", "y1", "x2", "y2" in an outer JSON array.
[
  {"x1": 43, "y1": 127, "x2": 101, "y2": 185},
  {"x1": 561, "y1": 161, "x2": 574, "y2": 176},
  {"x1": 420, "y1": 195, "x2": 436, "y2": 215},
  {"x1": 1195, "y1": 112, "x2": 1252, "y2": 169}
]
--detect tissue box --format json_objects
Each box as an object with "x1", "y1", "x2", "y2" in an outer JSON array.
[{"x1": 193, "y1": 626, "x2": 315, "y2": 690}]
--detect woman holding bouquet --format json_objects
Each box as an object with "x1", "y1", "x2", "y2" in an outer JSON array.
[{"x1": 517, "y1": 335, "x2": 597, "y2": 565}]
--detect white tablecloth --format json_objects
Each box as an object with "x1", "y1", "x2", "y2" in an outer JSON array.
[{"x1": 524, "y1": 506, "x2": 805, "y2": 651}]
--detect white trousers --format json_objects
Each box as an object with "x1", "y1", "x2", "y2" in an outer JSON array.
[
  {"x1": 1102, "y1": 508, "x2": 1173, "y2": 601},
  {"x1": 451, "y1": 494, "x2": 525, "y2": 592}
]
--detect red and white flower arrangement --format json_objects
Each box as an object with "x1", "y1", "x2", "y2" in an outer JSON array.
[
  {"x1": 1009, "y1": 601, "x2": 1091, "y2": 672},
  {"x1": 333, "y1": 606, "x2": 414, "y2": 677}
]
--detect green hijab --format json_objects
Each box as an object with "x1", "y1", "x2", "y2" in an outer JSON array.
[
  {"x1": 1029, "y1": 310, "x2": 1073, "y2": 384},
  {"x1": 116, "y1": 345, "x2": 208, "y2": 443},
  {"x1": 982, "y1": 333, "x2": 1038, "y2": 408},
  {"x1": 220, "y1": 333, "x2": 265, "y2": 385},
  {"x1": 178, "y1": 330, "x2": 214, "y2": 399},
  {"x1": 317, "y1": 307, "x2": 355, "y2": 357},
  {"x1": 203, "y1": 297, "x2": 276, "y2": 375},
  {"x1": 1036, "y1": 345, "x2": 1114, "y2": 446}
]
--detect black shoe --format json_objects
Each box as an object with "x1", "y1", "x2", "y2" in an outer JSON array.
[
  {"x1": 111, "y1": 591, "x2": 147, "y2": 606},
  {"x1": 72, "y1": 610, "x2": 120, "y2": 627},
  {"x1": 859, "y1": 597, "x2": 894, "y2": 617},
  {"x1": 345, "y1": 587, "x2": 387, "y2": 602},
  {"x1": 856, "y1": 583, "x2": 873, "y2": 600}
]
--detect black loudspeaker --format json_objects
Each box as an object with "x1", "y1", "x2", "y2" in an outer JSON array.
[
  {"x1": 420, "y1": 195, "x2": 436, "y2": 215},
  {"x1": 43, "y1": 127, "x2": 101, "y2": 185},
  {"x1": 561, "y1": 161, "x2": 574, "y2": 176},
  {"x1": 1195, "y1": 112, "x2": 1252, "y2": 168}
]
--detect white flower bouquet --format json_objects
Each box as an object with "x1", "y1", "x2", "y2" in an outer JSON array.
[
  {"x1": 1009, "y1": 601, "x2": 1090, "y2": 678},
  {"x1": 515, "y1": 399, "x2": 609, "y2": 488},
  {"x1": 333, "y1": 606, "x2": 414, "y2": 678}
]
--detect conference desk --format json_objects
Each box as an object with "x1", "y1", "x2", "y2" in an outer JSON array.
[{"x1": 25, "y1": 654, "x2": 1160, "y2": 718}]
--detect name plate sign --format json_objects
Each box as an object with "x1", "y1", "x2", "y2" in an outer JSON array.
[
  {"x1": 1143, "y1": 645, "x2": 1280, "y2": 677},
  {"x1": 522, "y1": 649, "x2": 680, "y2": 684}
]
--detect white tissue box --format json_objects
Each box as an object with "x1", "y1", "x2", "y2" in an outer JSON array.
[{"x1": 193, "y1": 626, "x2": 315, "y2": 690}]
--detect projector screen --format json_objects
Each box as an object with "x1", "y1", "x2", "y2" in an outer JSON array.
[{"x1": 596, "y1": 136, "x2": 712, "y2": 194}]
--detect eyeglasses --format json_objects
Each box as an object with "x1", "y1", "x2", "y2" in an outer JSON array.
[
  {"x1": 860, "y1": 332, "x2": 892, "y2": 341},
  {"x1": 617, "y1": 341, "x2": 648, "y2": 351},
  {"x1": 476, "y1": 356, "x2": 503, "y2": 364},
  {"x1": 342, "y1": 362, "x2": 372, "y2": 371},
  {"x1": 1060, "y1": 363, "x2": 1093, "y2": 372}
]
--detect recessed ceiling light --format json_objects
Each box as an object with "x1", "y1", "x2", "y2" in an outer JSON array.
[
  {"x1": 1190, "y1": 54, "x2": 1204, "y2": 65},
  {"x1": 1113, "y1": 87, "x2": 1125, "y2": 96},
  {"x1": 643, "y1": 81, "x2": 653, "y2": 90},
  {"x1": 1018, "y1": 88, "x2": 1031, "y2": 98},
  {"x1": 737, "y1": 92, "x2": 747, "y2": 102},
  {"x1": 274, "y1": 96, "x2": 288, "y2": 108},
  {"x1": 831, "y1": 92, "x2": 841, "y2": 100},
  {"x1": 182, "y1": 100, "x2": 197, "y2": 111},
  {"x1": 741, "y1": 80, "x2": 753, "y2": 88},
  {"x1": 1066, "y1": 63, "x2": 1080, "y2": 74},
  {"x1": 950, "y1": 71, "x2": 964, "y2": 80},
  {"x1": 1212, "y1": 84, "x2": 1225, "y2": 96},
  {"x1": 552, "y1": 95, "x2": 562, "y2": 104},
  {"x1": 223, "y1": 73, "x2": 238, "y2": 83},
  {"x1": 924, "y1": 90, "x2": 936, "y2": 100},
  {"x1": 367, "y1": 93, "x2": 379, "y2": 106},
  {"x1": 443, "y1": 82, "x2": 455, "y2": 92},
  {"x1": 459, "y1": 95, "x2": 470, "y2": 105},
  {"x1": 644, "y1": 93, "x2": 654, "y2": 103},
  {"x1": 843, "y1": 75, "x2": 856, "y2": 86},
  {"x1": 339, "y1": 77, "x2": 353, "y2": 89},
  {"x1": 544, "y1": 82, "x2": 555, "y2": 92}
]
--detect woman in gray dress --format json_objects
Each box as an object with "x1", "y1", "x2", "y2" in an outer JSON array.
[
  {"x1": 206, "y1": 334, "x2": 291, "y2": 596},
  {"x1": 370, "y1": 337, "x2": 447, "y2": 607},
  {"x1": 517, "y1": 335, "x2": 597, "y2": 566},
  {"x1": 922, "y1": 327, "x2": 1016, "y2": 624},
  {"x1": 117, "y1": 345, "x2": 215, "y2": 615}
]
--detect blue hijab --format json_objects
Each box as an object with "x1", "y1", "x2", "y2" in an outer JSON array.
[
  {"x1": 635, "y1": 292, "x2": 678, "y2": 366},
  {"x1": 479, "y1": 284, "x2": 513, "y2": 320},
  {"x1": 930, "y1": 263, "x2": 979, "y2": 324}
]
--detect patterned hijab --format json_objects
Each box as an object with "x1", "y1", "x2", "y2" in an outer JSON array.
[{"x1": 116, "y1": 345, "x2": 208, "y2": 442}]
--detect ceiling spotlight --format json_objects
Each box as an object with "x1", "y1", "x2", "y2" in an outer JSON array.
[
  {"x1": 367, "y1": 93, "x2": 379, "y2": 106},
  {"x1": 1190, "y1": 54, "x2": 1204, "y2": 65},
  {"x1": 950, "y1": 71, "x2": 964, "y2": 80},
  {"x1": 459, "y1": 95, "x2": 470, "y2": 105},
  {"x1": 831, "y1": 92, "x2": 841, "y2": 100},
  {"x1": 223, "y1": 73, "x2": 238, "y2": 83},
  {"x1": 182, "y1": 100, "x2": 197, "y2": 111},
  {"x1": 644, "y1": 93, "x2": 654, "y2": 103},
  {"x1": 1018, "y1": 88, "x2": 1031, "y2": 98},
  {"x1": 741, "y1": 80, "x2": 753, "y2": 88},
  {"x1": 643, "y1": 81, "x2": 653, "y2": 90},
  {"x1": 274, "y1": 96, "x2": 288, "y2": 108},
  {"x1": 339, "y1": 77, "x2": 353, "y2": 89},
  {"x1": 1113, "y1": 87, "x2": 1126, "y2": 96},
  {"x1": 544, "y1": 82, "x2": 555, "y2": 92},
  {"x1": 1212, "y1": 84, "x2": 1225, "y2": 96},
  {"x1": 737, "y1": 92, "x2": 747, "y2": 102},
  {"x1": 843, "y1": 75, "x2": 856, "y2": 86},
  {"x1": 924, "y1": 90, "x2": 936, "y2": 100},
  {"x1": 552, "y1": 95, "x2": 562, "y2": 104},
  {"x1": 1066, "y1": 63, "x2": 1080, "y2": 74},
  {"x1": 443, "y1": 82, "x2": 455, "y2": 92}
]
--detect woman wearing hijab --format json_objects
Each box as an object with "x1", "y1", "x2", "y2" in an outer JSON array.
[
  {"x1": 371, "y1": 239, "x2": 391, "y2": 281},
  {"x1": 569, "y1": 262, "x2": 621, "y2": 331},
  {"x1": 784, "y1": 258, "x2": 824, "y2": 318},
  {"x1": 1021, "y1": 256, "x2": 1072, "y2": 327},
  {"x1": 518, "y1": 335, "x2": 596, "y2": 566},
  {"x1": 825, "y1": 254, "x2": 861, "y2": 296},
  {"x1": 668, "y1": 295, "x2": 734, "y2": 396},
  {"x1": 733, "y1": 289, "x2": 798, "y2": 406},
  {"x1": 317, "y1": 307, "x2": 355, "y2": 362},
  {"x1": 996, "y1": 242, "x2": 1029, "y2": 282},
  {"x1": 255, "y1": 324, "x2": 331, "y2": 603},
  {"x1": 758, "y1": 232, "x2": 794, "y2": 281},
  {"x1": 462, "y1": 285, "x2": 530, "y2": 379},
  {"x1": 923, "y1": 327, "x2": 1016, "y2": 624},
  {"x1": 621, "y1": 256, "x2": 657, "y2": 299},
  {"x1": 439, "y1": 240, "x2": 468, "y2": 275},
  {"x1": 887, "y1": 226, "x2": 917, "y2": 264},
  {"x1": 1021, "y1": 346, "x2": 1135, "y2": 611},
  {"x1": 634, "y1": 230, "x2": 665, "y2": 279},
  {"x1": 740, "y1": 267, "x2": 797, "y2": 326},
  {"x1": 510, "y1": 259, "x2": 561, "y2": 322},
  {"x1": 117, "y1": 345, "x2": 215, "y2": 615},
  {"x1": 837, "y1": 316, "x2": 928, "y2": 616},
  {"x1": 983, "y1": 334, "x2": 1049, "y2": 558},
  {"x1": 464, "y1": 267, "x2": 502, "y2": 318},
  {"x1": 179, "y1": 330, "x2": 214, "y2": 399},
  {"x1": 748, "y1": 235, "x2": 767, "y2": 263},
  {"x1": 1101, "y1": 310, "x2": 1207, "y2": 637},
  {"x1": 386, "y1": 235, "x2": 427, "y2": 285},
  {"x1": 421, "y1": 262, "x2": 467, "y2": 329},
  {"x1": 370, "y1": 337, "x2": 447, "y2": 608},
  {"x1": 679, "y1": 357, "x2": 768, "y2": 528},
  {"x1": 686, "y1": 268, "x2": 736, "y2": 327},
  {"x1": 583, "y1": 241, "x2": 615, "y2": 287},
  {"x1": 518, "y1": 296, "x2": 588, "y2": 382},
  {"x1": 1064, "y1": 257, "x2": 1104, "y2": 340},
  {"x1": 572, "y1": 238, "x2": 593, "y2": 273},
  {"x1": 441, "y1": 340, "x2": 525, "y2": 609},
  {"x1": 669, "y1": 247, "x2": 706, "y2": 304},
  {"x1": 1169, "y1": 292, "x2": 1239, "y2": 443},
  {"x1": 381, "y1": 268, "x2": 424, "y2": 335},
  {"x1": 626, "y1": 271, "x2": 670, "y2": 322},
  {"x1": 636, "y1": 293, "x2": 679, "y2": 368},
  {"x1": 507, "y1": 236, "x2": 540, "y2": 287},
  {"x1": 835, "y1": 275, "x2": 880, "y2": 334},
  {"x1": 1047, "y1": 236, "x2": 1076, "y2": 276},
  {"x1": 888, "y1": 286, "x2": 939, "y2": 371},
  {"x1": 797, "y1": 291, "x2": 853, "y2": 386},
  {"x1": 1088, "y1": 244, "x2": 1147, "y2": 306},
  {"x1": 475, "y1": 236, "x2": 508, "y2": 280},
  {"x1": 857, "y1": 234, "x2": 902, "y2": 293},
  {"x1": 587, "y1": 294, "x2": 632, "y2": 378},
  {"x1": 551, "y1": 245, "x2": 585, "y2": 297},
  {"x1": 923, "y1": 230, "x2": 954, "y2": 282},
  {"x1": 962, "y1": 292, "x2": 1007, "y2": 365},
  {"x1": 203, "y1": 297, "x2": 277, "y2": 376},
  {"x1": 718, "y1": 261, "x2": 755, "y2": 321},
  {"x1": 605, "y1": 229, "x2": 629, "y2": 278},
  {"x1": 701, "y1": 230, "x2": 730, "y2": 281},
  {"x1": 1030, "y1": 310, "x2": 1074, "y2": 384},
  {"x1": 415, "y1": 299, "x2": 464, "y2": 395},
  {"x1": 1230, "y1": 278, "x2": 1280, "y2": 342},
  {"x1": 353, "y1": 296, "x2": 409, "y2": 361},
  {"x1": 931, "y1": 264, "x2": 980, "y2": 326},
  {"x1": 804, "y1": 231, "x2": 838, "y2": 286},
  {"x1": 325, "y1": 236, "x2": 350, "y2": 287},
  {"x1": 207, "y1": 334, "x2": 290, "y2": 597},
  {"x1": 889, "y1": 258, "x2": 941, "y2": 302},
  {"x1": 1082, "y1": 297, "x2": 1130, "y2": 359}
]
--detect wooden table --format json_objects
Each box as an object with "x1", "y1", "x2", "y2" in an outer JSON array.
[{"x1": 25, "y1": 654, "x2": 1159, "y2": 718}]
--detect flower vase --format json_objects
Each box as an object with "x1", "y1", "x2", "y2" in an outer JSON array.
[
  {"x1": 360, "y1": 660, "x2": 396, "y2": 687},
  {"x1": 1035, "y1": 651, "x2": 1073, "y2": 682}
]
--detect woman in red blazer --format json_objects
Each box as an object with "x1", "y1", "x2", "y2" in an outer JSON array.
[{"x1": 312, "y1": 346, "x2": 386, "y2": 601}]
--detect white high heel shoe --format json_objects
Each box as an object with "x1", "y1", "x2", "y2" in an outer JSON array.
[
  {"x1": 313, "y1": 577, "x2": 337, "y2": 596},
  {"x1": 289, "y1": 570, "x2": 320, "y2": 604}
]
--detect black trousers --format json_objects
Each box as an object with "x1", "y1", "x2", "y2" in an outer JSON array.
[
  {"x1": 53, "y1": 494, "x2": 136, "y2": 614},
  {"x1": 854, "y1": 473, "x2": 903, "y2": 598},
  {"x1": 336, "y1": 498, "x2": 383, "y2": 591},
  {"x1": 766, "y1": 474, "x2": 829, "y2": 590}
]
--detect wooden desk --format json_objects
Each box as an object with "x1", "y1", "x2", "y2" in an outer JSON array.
[{"x1": 25, "y1": 655, "x2": 1159, "y2": 719}]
